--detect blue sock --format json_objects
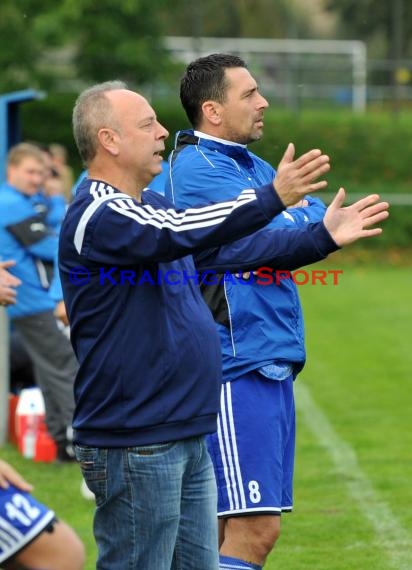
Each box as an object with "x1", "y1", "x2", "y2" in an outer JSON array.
[{"x1": 219, "y1": 554, "x2": 262, "y2": 569}]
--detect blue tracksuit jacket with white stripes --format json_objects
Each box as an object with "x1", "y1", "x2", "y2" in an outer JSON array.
[
  {"x1": 59, "y1": 178, "x2": 337, "y2": 447},
  {"x1": 166, "y1": 130, "x2": 329, "y2": 381}
]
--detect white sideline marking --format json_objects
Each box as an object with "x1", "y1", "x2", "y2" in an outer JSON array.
[{"x1": 296, "y1": 382, "x2": 412, "y2": 569}]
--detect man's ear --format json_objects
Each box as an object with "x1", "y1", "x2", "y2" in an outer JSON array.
[
  {"x1": 201, "y1": 101, "x2": 222, "y2": 126},
  {"x1": 98, "y1": 128, "x2": 119, "y2": 156}
]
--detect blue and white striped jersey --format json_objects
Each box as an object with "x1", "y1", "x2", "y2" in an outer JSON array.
[{"x1": 0, "y1": 485, "x2": 55, "y2": 564}]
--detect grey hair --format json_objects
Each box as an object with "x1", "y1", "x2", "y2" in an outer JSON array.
[{"x1": 72, "y1": 80, "x2": 128, "y2": 165}]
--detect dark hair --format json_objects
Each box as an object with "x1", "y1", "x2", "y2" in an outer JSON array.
[{"x1": 180, "y1": 53, "x2": 247, "y2": 128}]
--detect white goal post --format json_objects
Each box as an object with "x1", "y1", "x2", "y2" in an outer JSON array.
[{"x1": 164, "y1": 36, "x2": 367, "y2": 113}]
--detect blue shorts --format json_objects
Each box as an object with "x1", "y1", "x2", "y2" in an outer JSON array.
[
  {"x1": 0, "y1": 484, "x2": 56, "y2": 564},
  {"x1": 207, "y1": 370, "x2": 295, "y2": 517}
]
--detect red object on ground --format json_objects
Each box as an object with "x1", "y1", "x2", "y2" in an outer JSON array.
[
  {"x1": 8, "y1": 393, "x2": 19, "y2": 445},
  {"x1": 34, "y1": 425, "x2": 57, "y2": 462}
]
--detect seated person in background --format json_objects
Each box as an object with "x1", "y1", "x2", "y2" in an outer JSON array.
[
  {"x1": 0, "y1": 143, "x2": 78, "y2": 462},
  {"x1": 0, "y1": 458, "x2": 85, "y2": 570}
]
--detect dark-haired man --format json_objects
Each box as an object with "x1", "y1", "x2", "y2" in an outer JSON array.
[
  {"x1": 0, "y1": 143, "x2": 77, "y2": 462},
  {"x1": 166, "y1": 53, "x2": 388, "y2": 569}
]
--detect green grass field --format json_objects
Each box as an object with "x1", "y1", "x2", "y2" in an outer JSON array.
[
  {"x1": 1, "y1": 259, "x2": 411, "y2": 569},
  {"x1": 267, "y1": 257, "x2": 412, "y2": 569}
]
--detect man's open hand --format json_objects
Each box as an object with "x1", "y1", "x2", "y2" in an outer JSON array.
[
  {"x1": 273, "y1": 143, "x2": 330, "y2": 207},
  {"x1": 323, "y1": 188, "x2": 389, "y2": 246}
]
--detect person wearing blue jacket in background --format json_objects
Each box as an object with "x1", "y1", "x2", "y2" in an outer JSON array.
[
  {"x1": 0, "y1": 142, "x2": 77, "y2": 462},
  {"x1": 57, "y1": 80, "x2": 387, "y2": 569},
  {"x1": 166, "y1": 53, "x2": 389, "y2": 570}
]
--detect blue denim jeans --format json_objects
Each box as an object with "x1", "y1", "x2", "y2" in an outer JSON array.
[{"x1": 75, "y1": 436, "x2": 219, "y2": 569}]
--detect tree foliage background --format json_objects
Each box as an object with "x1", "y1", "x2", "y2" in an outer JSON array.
[
  {"x1": 1, "y1": 0, "x2": 412, "y2": 94},
  {"x1": 0, "y1": 0, "x2": 344, "y2": 94},
  {"x1": 0, "y1": 0, "x2": 177, "y2": 93},
  {"x1": 325, "y1": 0, "x2": 412, "y2": 59}
]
